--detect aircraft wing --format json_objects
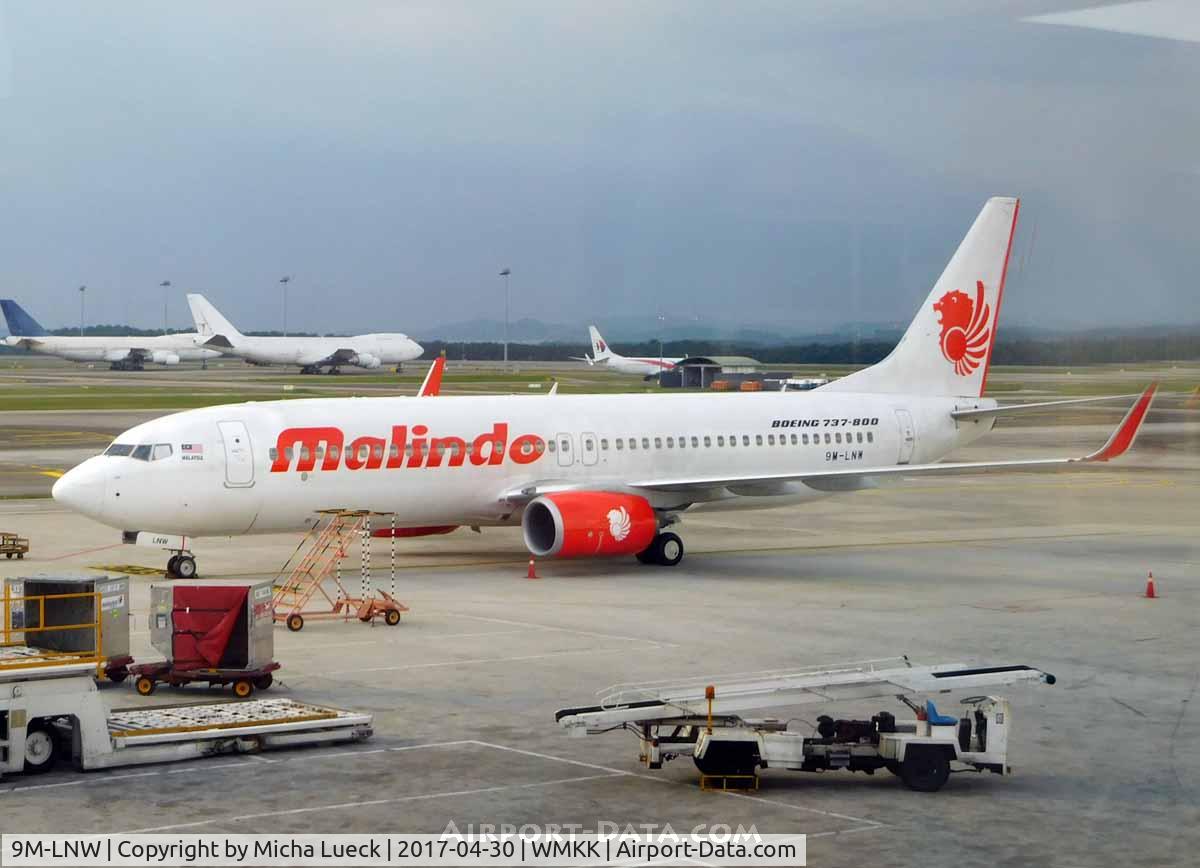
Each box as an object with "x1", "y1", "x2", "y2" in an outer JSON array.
[
  {"x1": 501, "y1": 384, "x2": 1156, "y2": 504},
  {"x1": 628, "y1": 384, "x2": 1156, "y2": 494}
]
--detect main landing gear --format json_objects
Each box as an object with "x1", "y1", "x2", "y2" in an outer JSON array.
[
  {"x1": 636, "y1": 532, "x2": 684, "y2": 567},
  {"x1": 166, "y1": 551, "x2": 198, "y2": 579}
]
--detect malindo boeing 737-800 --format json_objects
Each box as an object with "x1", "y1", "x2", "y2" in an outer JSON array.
[{"x1": 53, "y1": 197, "x2": 1158, "y2": 579}]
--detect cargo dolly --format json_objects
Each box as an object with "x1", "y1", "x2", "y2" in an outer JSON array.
[
  {"x1": 0, "y1": 533, "x2": 29, "y2": 560},
  {"x1": 1, "y1": 669, "x2": 373, "y2": 778},
  {"x1": 556, "y1": 657, "x2": 1056, "y2": 793},
  {"x1": 129, "y1": 660, "x2": 281, "y2": 698}
]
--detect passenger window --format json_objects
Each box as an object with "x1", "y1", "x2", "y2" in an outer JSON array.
[
  {"x1": 616, "y1": 438, "x2": 624, "y2": 450},
  {"x1": 301, "y1": 446, "x2": 311, "y2": 462},
  {"x1": 315, "y1": 446, "x2": 324, "y2": 459},
  {"x1": 824, "y1": 433, "x2": 831, "y2": 445},
  {"x1": 791, "y1": 434, "x2": 798, "y2": 445},
  {"x1": 132, "y1": 444, "x2": 152, "y2": 461},
  {"x1": 835, "y1": 433, "x2": 842, "y2": 444},
  {"x1": 600, "y1": 438, "x2": 608, "y2": 450},
  {"x1": 867, "y1": 432, "x2": 874, "y2": 443},
  {"x1": 641, "y1": 438, "x2": 649, "y2": 449},
  {"x1": 269, "y1": 448, "x2": 278, "y2": 461},
  {"x1": 666, "y1": 437, "x2": 674, "y2": 448},
  {"x1": 328, "y1": 445, "x2": 340, "y2": 461},
  {"x1": 802, "y1": 434, "x2": 809, "y2": 445},
  {"x1": 389, "y1": 444, "x2": 399, "y2": 460},
  {"x1": 584, "y1": 438, "x2": 594, "y2": 451},
  {"x1": 729, "y1": 434, "x2": 737, "y2": 447},
  {"x1": 373, "y1": 445, "x2": 384, "y2": 460},
  {"x1": 548, "y1": 440, "x2": 556, "y2": 452},
  {"x1": 560, "y1": 439, "x2": 570, "y2": 452},
  {"x1": 692, "y1": 437, "x2": 700, "y2": 448},
  {"x1": 743, "y1": 435, "x2": 751, "y2": 446},
  {"x1": 857, "y1": 432, "x2": 863, "y2": 444},
  {"x1": 535, "y1": 440, "x2": 545, "y2": 453},
  {"x1": 755, "y1": 435, "x2": 763, "y2": 446},
  {"x1": 629, "y1": 438, "x2": 637, "y2": 451},
  {"x1": 152, "y1": 444, "x2": 172, "y2": 461},
  {"x1": 703, "y1": 436, "x2": 711, "y2": 447},
  {"x1": 285, "y1": 447, "x2": 295, "y2": 462},
  {"x1": 768, "y1": 435, "x2": 775, "y2": 446},
  {"x1": 654, "y1": 437, "x2": 662, "y2": 449},
  {"x1": 717, "y1": 436, "x2": 725, "y2": 447},
  {"x1": 105, "y1": 443, "x2": 134, "y2": 457},
  {"x1": 520, "y1": 441, "x2": 533, "y2": 456}
]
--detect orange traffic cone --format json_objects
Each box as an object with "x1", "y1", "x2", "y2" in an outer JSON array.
[
  {"x1": 527, "y1": 557, "x2": 539, "y2": 580},
  {"x1": 1144, "y1": 571, "x2": 1157, "y2": 599}
]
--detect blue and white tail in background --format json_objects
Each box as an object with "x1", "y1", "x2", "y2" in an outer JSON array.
[
  {"x1": 824, "y1": 197, "x2": 1019, "y2": 398},
  {"x1": 588, "y1": 326, "x2": 613, "y2": 362},
  {"x1": 0, "y1": 300, "x2": 49, "y2": 337}
]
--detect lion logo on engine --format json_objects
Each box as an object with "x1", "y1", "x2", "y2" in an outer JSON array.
[{"x1": 607, "y1": 506, "x2": 631, "y2": 541}]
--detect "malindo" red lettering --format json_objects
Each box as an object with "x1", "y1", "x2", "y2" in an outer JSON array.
[{"x1": 269, "y1": 423, "x2": 545, "y2": 473}]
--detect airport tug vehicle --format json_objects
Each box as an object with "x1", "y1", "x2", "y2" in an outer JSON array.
[
  {"x1": 0, "y1": 591, "x2": 372, "y2": 779},
  {"x1": 556, "y1": 658, "x2": 1055, "y2": 792}
]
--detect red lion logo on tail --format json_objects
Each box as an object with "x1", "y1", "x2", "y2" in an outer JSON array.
[{"x1": 932, "y1": 280, "x2": 991, "y2": 376}]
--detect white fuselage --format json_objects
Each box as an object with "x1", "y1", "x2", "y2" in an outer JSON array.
[
  {"x1": 597, "y1": 355, "x2": 681, "y2": 377},
  {"x1": 206, "y1": 333, "x2": 423, "y2": 368},
  {"x1": 4, "y1": 333, "x2": 221, "y2": 365},
  {"x1": 54, "y1": 391, "x2": 994, "y2": 538}
]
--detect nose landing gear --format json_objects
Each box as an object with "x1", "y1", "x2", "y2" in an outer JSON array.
[{"x1": 166, "y1": 552, "x2": 198, "y2": 579}]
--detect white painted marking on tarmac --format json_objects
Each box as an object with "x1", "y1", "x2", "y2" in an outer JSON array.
[
  {"x1": 284, "y1": 629, "x2": 528, "y2": 651},
  {"x1": 712, "y1": 789, "x2": 883, "y2": 826},
  {"x1": 123, "y1": 773, "x2": 626, "y2": 833},
  {"x1": 244, "y1": 754, "x2": 278, "y2": 764},
  {"x1": 2, "y1": 769, "x2": 161, "y2": 794},
  {"x1": 313, "y1": 645, "x2": 634, "y2": 677},
  {"x1": 466, "y1": 740, "x2": 642, "y2": 778}
]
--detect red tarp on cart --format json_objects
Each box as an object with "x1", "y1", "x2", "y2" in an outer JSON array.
[{"x1": 171, "y1": 585, "x2": 249, "y2": 669}]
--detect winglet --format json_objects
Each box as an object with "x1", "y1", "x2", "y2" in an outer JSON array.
[
  {"x1": 1085, "y1": 383, "x2": 1157, "y2": 462},
  {"x1": 418, "y1": 351, "x2": 446, "y2": 397}
]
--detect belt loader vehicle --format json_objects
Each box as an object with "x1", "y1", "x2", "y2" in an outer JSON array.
[{"x1": 556, "y1": 658, "x2": 1055, "y2": 792}]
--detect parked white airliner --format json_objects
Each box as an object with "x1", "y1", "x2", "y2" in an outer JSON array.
[
  {"x1": 572, "y1": 326, "x2": 682, "y2": 378},
  {"x1": 187, "y1": 294, "x2": 424, "y2": 374},
  {"x1": 54, "y1": 198, "x2": 1157, "y2": 579},
  {"x1": 1, "y1": 300, "x2": 222, "y2": 370}
]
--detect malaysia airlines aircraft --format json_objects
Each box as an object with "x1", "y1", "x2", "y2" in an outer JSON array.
[
  {"x1": 187, "y1": 294, "x2": 424, "y2": 374},
  {"x1": 572, "y1": 326, "x2": 682, "y2": 378},
  {"x1": 1, "y1": 300, "x2": 222, "y2": 370},
  {"x1": 54, "y1": 198, "x2": 1157, "y2": 579}
]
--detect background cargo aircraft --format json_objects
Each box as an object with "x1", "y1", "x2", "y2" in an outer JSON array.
[
  {"x1": 187, "y1": 293, "x2": 424, "y2": 374},
  {"x1": 1, "y1": 299, "x2": 222, "y2": 370},
  {"x1": 572, "y1": 325, "x2": 683, "y2": 378},
  {"x1": 54, "y1": 198, "x2": 1156, "y2": 579}
]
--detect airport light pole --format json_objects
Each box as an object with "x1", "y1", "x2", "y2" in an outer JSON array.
[
  {"x1": 78, "y1": 285, "x2": 86, "y2": 336},
  {"x1": 657, "y1": 311, "x2": 666, "y2": 370},
  {"x1": 499, "y1": 268, "x2": 511, "y2": 367},
  {"x1": 279, "y1": 276, "x2": 291, "y2": 337},
  {"x1": 160, "y1": 280, "x2": 171, "y2": 335}
]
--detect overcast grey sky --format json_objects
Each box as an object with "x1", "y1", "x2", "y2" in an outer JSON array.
[{"x1": 1, "y1": 1, "x2": 1197, "y2": 336}]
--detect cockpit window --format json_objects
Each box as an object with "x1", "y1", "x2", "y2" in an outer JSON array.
[
  {"x1": 152, "y1": 444, "x2": 173, "y2": 461},
  {"x1": 104, "y1": 443, "x2": 134, "y2": 457},
  {"x1": 131, "y1": 444, "x2": 152, "y2": 461}
]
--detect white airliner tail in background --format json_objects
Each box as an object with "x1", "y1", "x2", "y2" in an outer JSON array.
[
  {"x1": 187, "y1": 293, "x2": 244, "y2": 343},
  {"x1": 825, "y1": 197, "x2": 1018, "y2": 398},
  {"x1": 589, "y1": 325, "x2": 613, "y2": 362}
]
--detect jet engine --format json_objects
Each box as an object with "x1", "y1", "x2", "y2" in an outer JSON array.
[
  {"x1": 151, "y1": 350, "x2": 181, "y2": 365},
  {"x1": 522, "y1": 492, "x2": 657, "y2": 558},
  {"x1": 352, "y1": 353, "x2": 382, "y2": 369}
]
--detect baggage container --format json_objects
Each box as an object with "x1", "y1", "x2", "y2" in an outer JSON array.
[{"x1": 149, "y1": 580, "x2": 274, "y2": 672}]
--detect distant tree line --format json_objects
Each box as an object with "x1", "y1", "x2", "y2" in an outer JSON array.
[{"x1": 424, "y1": 333, "x2": 1200, "y2": 366}]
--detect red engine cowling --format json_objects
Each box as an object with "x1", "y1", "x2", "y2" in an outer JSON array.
[{"x1": 522, "y1": 492, "x2": 657, "y2": 558}]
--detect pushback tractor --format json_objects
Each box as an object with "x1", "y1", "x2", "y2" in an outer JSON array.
[{"x1": 556, "y1": 658, "x2": 1055, "y2": 792}]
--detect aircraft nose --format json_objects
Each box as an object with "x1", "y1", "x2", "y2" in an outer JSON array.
[{"x1": 52, "y1": 461, "x2": 107, "y2": 517}]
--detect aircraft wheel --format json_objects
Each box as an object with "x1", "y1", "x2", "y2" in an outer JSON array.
[
  {"x1": 166, "y1": 555, "x2": 180, "y2": 577},
  {"x1": 175, "y1": 556, "x2": 197, "y2": 579},
  {"x1": 656, "y1": 533, "x2": 684, "y2": 566},
  {"x1": 635, "y1": 544, "x2": 657, "y2": 565},
  {"x1": 23, "y1": 721, "x2": 59, "y2": 774}
]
